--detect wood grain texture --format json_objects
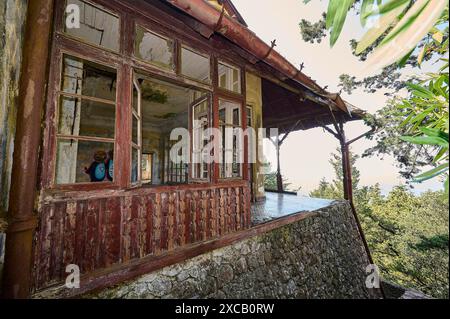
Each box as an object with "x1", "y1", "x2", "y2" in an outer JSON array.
[{"x1": 32, "y1": 182, "x2": 250, "y2": 291}]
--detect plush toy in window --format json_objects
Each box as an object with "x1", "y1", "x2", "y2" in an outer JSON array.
[
  {"x1": 84, "y1": 150, "x2": 107, "y2": 182},
  {"x1": 106, "y1": 150, "x2": 114, "y2": 182}
]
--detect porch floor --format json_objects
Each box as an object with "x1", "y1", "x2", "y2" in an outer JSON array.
[{"x1": 251, "y1": 192, "x2": 335, "y2": 225}]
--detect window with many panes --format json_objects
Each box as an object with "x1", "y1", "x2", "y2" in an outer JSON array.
[
  {"x1": 49, "y1": 0, "x2": 248, "y2": 188},
  {"x1": 55, "y1": 55, "x2": 117, "y2": 184}
]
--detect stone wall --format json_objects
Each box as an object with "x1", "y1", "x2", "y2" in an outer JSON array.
[
  {"x1": 88, "y1": 201, "x2": 381, "y2": 299},
  {"x1": 0, "y1": 0, "x2": 27, "y2": 224}
]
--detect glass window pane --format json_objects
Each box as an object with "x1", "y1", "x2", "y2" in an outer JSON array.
[
  {"x1": 135, "y1": 25, "x2": 174, "y2": 69},
  {"x1": 192, "y1": 99, "x2": 209, "y2": 180},
  {"x1": 142, "y1": 153, "x2": 153, "y2": 182},
  {"x1": 246, "y1": 107, "x2": 252, "y2": 127},
  {"x1": 218, "y1": 62, "x2": 241, "y2": 93},
  {"x1": 181, "y1": 47, "x2": 210, "y2": 83},
  {"x1": 64, "y1": 0, "x2": 120, "y2": 52},
  {"x1": 233, "y1": 108, "x2": 240, "y2": 126},
  {"x1": 132, "y1": 115, "x2": 138, "y2": 145},
  {"x1": 61, "y1": 55, "x2": 117, "y2": 102},
  {"x1": 131, "y1": 147, "x2": 139, "y2": 183},
  {"x1": 58, "y1": 96, "x2": 115, "y2": 139},
  {"x1": 55, "y1": 139, "x2": 114, "y2": 184}
]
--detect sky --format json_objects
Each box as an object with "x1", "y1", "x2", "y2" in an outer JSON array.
[{"x1": 232, "y1": 0, "x2": 443, "y2": 195}]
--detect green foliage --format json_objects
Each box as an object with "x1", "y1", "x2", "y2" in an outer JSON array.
[
  {"x1": 302, "y1": 1, "x2": 449, "y2": 191},
  {"x1": 264, "y1": 172, "x2": 295, "y2": 191},
  {"x1": 310, "y1": 149, "x2": 449, "y2": 298}
]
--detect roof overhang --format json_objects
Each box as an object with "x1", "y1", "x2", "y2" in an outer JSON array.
[{"x1": 163, "y1": 0, "x2": 366, "y2": 130}]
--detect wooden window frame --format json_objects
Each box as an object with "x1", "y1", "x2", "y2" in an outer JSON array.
[
  {"x1": 179, "y1": 44, "x2": 212, "y2": 85},
  {"x1": 41, "y1": 0, "x2": 250, "y2": 193},
  {"x1": 189, "y1": 94, "x2": 213, "y2": 183},
  {"x1": 59, "y1": 0, "x2": 122, "y2": 54},
  {"x1": 217, "y1": 60, "x2": 242, "y2": 95},
  {"x1": 133, "y1": 23, "x2": 177, "y2": 73}
]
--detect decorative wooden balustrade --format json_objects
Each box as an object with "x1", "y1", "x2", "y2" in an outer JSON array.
[{"x1": 32, "y1": 181, "x2": 251, "y2": 291}]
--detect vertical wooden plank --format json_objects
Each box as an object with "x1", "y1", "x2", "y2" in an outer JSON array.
[
  {"x1": 219, "y1": 188, "x2": 225, "y2": 236},
  {"x1": 34, "y1": 204, "x2": 54, "y2": 289},
  {"x1": 103, "y1": 197, "x2": 121, "y2": 267},
  {"x1": 95, "y1": 199, "x2": 105, "y2": 269},
  {"x1": 210, "y1": 189, "x2": 217, "y2": 238},
  {"x1": 83, "y1": 199, "x2": 99, "y2": 273},
  {"x1": 160, "y1": 192, "x2": 169, "y2": 252},
  {"x1": 191, "y1": 190, "x2": 197, "y2": 243},
  {"x1": 138, "y1": 196, "x2": 147, "y2": 258},
  {"x1": 193, "y1": 190, "x2": 201, "y2": 242},
  {"x1": 235, "y1": 187, "x2": 241, "y2": 231},
  {"x1": 121, "y1": 196, "x2": 132, "y2": 262},
  {"x1": 201, "y1": 190, "x2": 207, "y2": 241},
  {"x1": 62, "y1": 201, "x2": 77, "y2": 269},
  {"x1": 144, "y1": 193, "x2": 154, "y2": 256},
  {"x1": 49, "y1": 201, "x2": 66, "y2": 283},
  {"x1": 178, "y1": 191, "x2": 186, "y2": 246},
  {"x1": 74, "y1": 200, "x2": 87, "y2": 275},
  {"x1": 129, "y1": 196, "x2": 138, "y2": 260},
  {"x1": 167, "y1": 192, "x2": 175, "y2": 251},
  {"x1": 153, "y1": 192, "x2": 162, "y2": 255},
  {"x1": 185, "y1": 190, "x2": 192, "y2": 244}
]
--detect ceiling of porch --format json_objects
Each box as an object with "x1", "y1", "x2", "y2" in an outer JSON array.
[{"x1": 261, "y1": 78, "x2": 365, "y2": 135}]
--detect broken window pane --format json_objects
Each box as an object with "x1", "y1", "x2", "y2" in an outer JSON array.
[
  {"x1": 218, "y1": 61, "x2": 241, "y2": 93},
  {"x1": 55, "y1": 139, "x2": 114, "y2": 184},
  {"x1": 181, "y1": 47, "x2": 211, "y2": 83},
  {"x1": 64, "y1": 0, "x2": 120, "y2": 52},
  {"x1": 135, "y1": 25, "x2": 174, "y2": 70}
]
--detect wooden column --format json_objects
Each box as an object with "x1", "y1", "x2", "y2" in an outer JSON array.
[
  {"x1": 338, "y1": 126, "x2": 353, "y2": 204},
  {"x1": 275, "y1": 134, "x2": 283, "y2": 192},
  {"x1": 2, "y1": 0, "x2": 55, "y2": 299}
]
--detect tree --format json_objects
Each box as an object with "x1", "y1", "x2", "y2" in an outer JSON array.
[
  {"x1": 310, "y1": 149, "x2": 449, "y2": 298},
  {"x1": 301, "y1": 0, "x2": 449, "y2": 191},
  {"x1": 309, "y1": 148, "x2": 360, "y2": 199}
]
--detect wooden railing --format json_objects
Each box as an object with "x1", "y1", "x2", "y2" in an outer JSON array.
[{"x1": 32, "y1": 181, "x2": 251, "y2": 291}]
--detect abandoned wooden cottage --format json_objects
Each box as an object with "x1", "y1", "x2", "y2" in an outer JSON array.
[{"x1": 0, "y1": 0, "x2": 375, "y2": 299}]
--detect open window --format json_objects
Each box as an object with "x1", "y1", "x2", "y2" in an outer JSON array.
[
  {"x1": 55, "y1": 55, "x2": 117, "y2": 185},
  {"x1": 132, "y1": 73, "x2": 208, "y2": 186}
]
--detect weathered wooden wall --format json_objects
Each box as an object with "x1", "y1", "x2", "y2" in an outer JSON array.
[
  {"x1": 32, "y1": 181, "x2": 251, "y2": 291},
  {"x1": 0, "y1": 0, "x2": 27, "y2": 228}
]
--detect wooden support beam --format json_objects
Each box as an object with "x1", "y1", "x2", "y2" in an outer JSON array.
[{"x1": 2, "y1": 0, "x2": 55, "y2": 299}]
